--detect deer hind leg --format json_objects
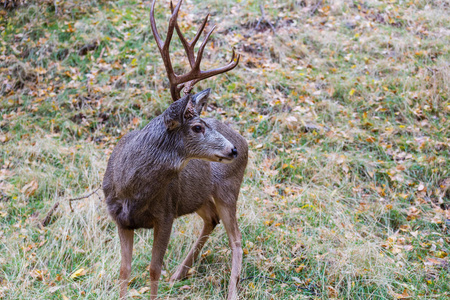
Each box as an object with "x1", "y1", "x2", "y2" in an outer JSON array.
[
  {"x1": 149, "y1": 217, "x2": 174, "y2": 300},
  {"x1": 214, "y1": 194, "x2": 242, "y2": 300},
  {"x1": 118, "y1": 226, "x2": 134, "y2": 299},
  {"x1": 170, "y1": 200, "x2": 219, "y2": 282}
]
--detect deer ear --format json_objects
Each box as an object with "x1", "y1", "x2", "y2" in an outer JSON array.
[
  {"x1": 191, "y1": 88, "x2": 211, "y2": 114},
  {"x1": 183, "y1": 96, "x2": 197, "y2": 121},
  {"x1": 164, "y1": 95, "x2": 191, "y2": 130},
  {"x1": 164, "y1": 117, "x2": 180, "y2": 130}
]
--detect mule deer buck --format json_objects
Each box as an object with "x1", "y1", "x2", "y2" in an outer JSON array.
[{"x1": 103, "y1": 0, "x2": 248, "y2": 299}]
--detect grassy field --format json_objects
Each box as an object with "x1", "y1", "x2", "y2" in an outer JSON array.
[{"x1": 1, "y1": 0, "x2": 449, "y2": 299}]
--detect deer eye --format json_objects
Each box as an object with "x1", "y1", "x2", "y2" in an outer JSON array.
[{"x1": 192, "y1": 125, "x2": 203, "y2": 133}]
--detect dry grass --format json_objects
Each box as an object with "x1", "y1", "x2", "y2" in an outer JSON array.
[{"x1": 1, "y1": 0, "x2": 449, "y2": 299}]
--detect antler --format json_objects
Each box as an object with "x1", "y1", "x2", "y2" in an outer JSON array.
[{"x1": 150, "y1": 0, "x2": 240, "y2": 101}]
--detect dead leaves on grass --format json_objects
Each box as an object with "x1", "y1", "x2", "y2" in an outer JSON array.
[{"x1": 20, "y1": 180, "x2": 38, "y2": 197}]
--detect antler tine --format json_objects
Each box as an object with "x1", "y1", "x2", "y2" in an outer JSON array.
[
  {"x1": 192, "y1": 25, "x2": 216, "y2": 71},
  {"x1": 165, "y1": 0, "x2": 183, "y2": 52},
  {"x1": 151, "y1": 0, "x2": 240, "y2": 101},
  {"x1": 182, "y1": 50, "x2": 240, "y2": 94},
  {"x1": 150, "y1": 0, "x2": 183, "y2": 99},
  {"x1": 170, "y1": 1, "x2": 209, "y2": 68},
  {"x1": 190, "y1": 15, "x2": 210, "y2": 56},
  {"x1": 150, "y1": 0, "x2": 164, "y2": 49}
]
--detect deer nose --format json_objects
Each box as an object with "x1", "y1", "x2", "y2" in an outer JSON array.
[{"x1": 230, "y1": 147, "x2": 238, "y2": 158}]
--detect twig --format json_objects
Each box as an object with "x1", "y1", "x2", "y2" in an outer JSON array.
[
  {"x1": 255, "y1": 4, "x2": 264, "y2": 30},
  {"x1": 97, "y1": 47, "x2": 105, "y2": 62},
  {"x1": 41, "y1": 202, "x2": 60, "y2": 227},
  {"x1": 40, "y1": 187, "x2": 101, "y2": 225},
  {"x1": 69, "y1": 187, "x2": 101, "y2": 212},
  {"x1": 310, "y1": 0, "x2": 323, "y2": 16},
  {"x1": 255, "y1": 3, "x2": 276, "y2": 35}
]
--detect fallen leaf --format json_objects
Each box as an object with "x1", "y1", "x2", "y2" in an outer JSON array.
[
  {"x1": 417, "y1": 183, "x2": 425, "y2": 191},
  {"x1": 70, "y1": 268, "x2": 87, "y2": 279},
  {"x1": 366, "y1": 136, "x2": 376, "y2": 143},
  {"x1": 180, "y1": 285, "x2": 191, "y2": 290},
  {"x1": 138, "y1": 286, "x2": 150, "y2": 294},
  {"x1": 291, "y1": 276, "x2": 301, "y2": 284},
  {"x1": 30, "y1": 269, "x2": 46, "y2": 281},
  {"x1": 327, "y1": 286, "x2": 338, "y2": 298},
  {"x1": 389, "y1": 288, "x2": 412, "y2": 299},
  {"x1": 128, "y1": 288, "x2": 140, "y2": 297},
  {"x1": 49, "y1": 286, "x2": 61, "y2": 293},
  {"x1": 295, "y1": 264, "x2": 305, "y2": 273},
  {"x1": 21, "y1": 181, "x2": 38, "y2": 197},
  {"x1": 0, "y1": 132, "x2": 10, "y2": 143}
]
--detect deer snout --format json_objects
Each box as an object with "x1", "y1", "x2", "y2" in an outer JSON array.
[{"x1": 230, "y1": 146, "x2": 238, "y2": 158}]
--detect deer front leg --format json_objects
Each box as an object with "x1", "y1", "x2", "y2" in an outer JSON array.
[
  {"x1": 150, "y1": 217, "x2": 174, "y2": 300},
  {"x1": 118, "y1": 227, "x2": 134, "y2": 299},
  {"x1": 215, "y1": 201, "x2": 242, "y2": 300}
]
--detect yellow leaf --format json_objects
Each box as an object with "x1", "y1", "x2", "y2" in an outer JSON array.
[
  {"x1": 435, "y1": 251, "x2": 448, "y2": 258},
  {"x1": 30, "y1": 269, "x2": 46, "y2": 281},
  {"x1": 264, "y1": 220, "x2": 273, "y2": 226},
  {"x1": 201, "y1": 250, "x2": 211, "y2": 257},
  {"x1": 349, "y1": 89, "x2": 355, "y2": 96},
  {"x1": 366, "y1": 136, "x2": 376, "y2": 143},
  {"x1": 70, "y1": 268, "x2": 87, "y2": 279},
  {"x1": 295, "y1": 264, "x2": 305, "y2": 273},
  {"x1": 389, "y1": 288, "x2": 412, "y2": 299}
]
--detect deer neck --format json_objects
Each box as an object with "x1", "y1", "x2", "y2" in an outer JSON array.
[{"x1": 139, "y1": 117, "x2": 188, "y2": 172}]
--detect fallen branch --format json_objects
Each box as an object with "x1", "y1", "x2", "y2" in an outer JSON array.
[
  {"x1": 40, "y1": 187, "x2": 102, "y2": 226},
  {"x1": 69, "y1": 187, "x2": 101, "y2": 212},
  {"x1": 310, "y1": 0, "x2": 323, "y2": 16},
  {"x1": 41, "y1": 202, "x2": 60, "y2": 227},
  {"x1": 255, "y1": 3, "x2": 276, "y2": 35},
  {"x1": 78, "y1": 41, "x2": 98, "y2": 56}
]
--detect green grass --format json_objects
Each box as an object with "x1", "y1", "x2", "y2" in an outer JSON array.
[{"x1": 1, "y1": 0, "x2": 450, "y2": 299}]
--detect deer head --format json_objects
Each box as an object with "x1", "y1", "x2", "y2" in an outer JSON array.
[{"x1": 162, "y1": 88, "x2": 238, "y2": 163}]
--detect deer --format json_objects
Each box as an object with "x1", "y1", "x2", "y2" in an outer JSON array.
[{"x1": 102, "y1": 0, "x2": 248, "y2": 299}]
